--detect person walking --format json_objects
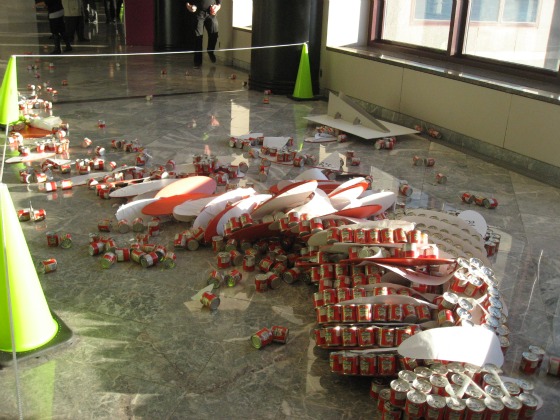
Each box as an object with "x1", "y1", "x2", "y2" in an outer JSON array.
[
  {"x1": 62, "y1": 0, "x2": 90, "y2": 42},
  {"x1": 186, "y1": 0, "x2": 221, "y2": 69},
  {"x1": 36, "y1": 0, "x2": 73, "y2": 54}
]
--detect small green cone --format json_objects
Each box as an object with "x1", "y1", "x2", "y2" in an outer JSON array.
[
  {"x1": 0, "y1": 57, "x2": 20, "y2": 127},
  {"x1": 292, "y1": 44, "x2": 314, "y2": 100}
]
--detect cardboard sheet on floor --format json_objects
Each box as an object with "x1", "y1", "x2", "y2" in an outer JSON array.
[
  {"x1": 263, "y1": 136, "x2": 292, "y2": 149},
  {"x1": 305, "y1": 92, "x2": 418, "y2": 140},
  {"x1": 304, "y1": 133, "x2": 338, "y2": 143},
  {"x1": 17, "y1": 125, "x2": 52, "y2": 139},
  {"x1": 397, "y1": 326, "x2": 504, "y2": 367}
]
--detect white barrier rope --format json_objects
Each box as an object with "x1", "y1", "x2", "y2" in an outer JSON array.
[{"x1": 12, "y1": 42, "x2": 307, "y2": 59}]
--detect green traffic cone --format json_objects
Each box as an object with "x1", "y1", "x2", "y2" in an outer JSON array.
[
  {"x1": 0, "y1": 183, "x2": 72, "y2": 367},
  {"x1": 291, "y1": 44, "x2": 314, "y2": 100},
  {"x1": 0, "y1": 56, "x2": 20, "y2": 127}
]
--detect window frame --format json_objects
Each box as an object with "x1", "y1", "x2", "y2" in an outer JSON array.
[{"x1": 368, "y1": 0, "x2": 560, "y2": 83}]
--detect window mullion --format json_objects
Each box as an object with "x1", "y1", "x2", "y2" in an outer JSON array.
[
  {"x1": 447, "y1": 0, "x2": 469, "y2": 57},
  {"x1": 370, "y1": 0, "x2": 384, "y2": 43}
]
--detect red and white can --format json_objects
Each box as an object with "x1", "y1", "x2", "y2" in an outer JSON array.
[
  {"x1": 519, "y1": 351, "x2": 539, "y2": 374},
  {"x1": 271, "y1": 325, "x2": 289, "y2": 344},
  {"x1": 100, "y1": 252, "x2": 117, "y2": 269},
  {"x1": 201, "y1": 291, "x2": 220, "y2": 310},
  {"x1": 37, "y1": 258, "x2": 57, "y2": 273},
  {"x1": 254, "y1": 274, "x2": 268, "y2": 292},
  {"x1": 217, "y1": 252, "x2": 231, "y2": 269},
  {"x1": 46, "y1": 231, "x2": 60, "y2": 247},
  {"x1": 377, "y1": 354, "x2": 397, "y2": 376},
  {"x1": 377, "y1": 327, "x2": 394, "y2": 348},
  {"x1": 251, "y1": 327, "x2": 273, "y2": 349},
  {"x1": 115, "y1": 247, "x2": 131, "y2": 262}
]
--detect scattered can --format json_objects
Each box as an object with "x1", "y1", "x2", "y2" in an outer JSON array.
[
  {"x1": 399, "y1": 183, "x2": 413, "y2": 197},
  {"x1": 37, "y1": 258, "x2": 57, "y2": 273},
  {"x1": 271, "y1": 325, "x2": 289, "y2": 344},
  {"x1": 251, "y1": 327, "x2": 273, "y2": 349},
  {"x1": 200, "y1": 291, "x2": 220, "y2": 310},
  {"x1": 100, "y1": 252, "x2": 117, "y2": 269}
]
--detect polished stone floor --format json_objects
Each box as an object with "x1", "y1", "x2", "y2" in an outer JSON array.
[{"x1": 1, "y1": 2, "x2": 560, "y2": 420}]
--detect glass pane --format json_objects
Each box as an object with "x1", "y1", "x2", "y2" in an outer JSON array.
[
  {"x1": 502, "y1": 0, "x2": 539, "y2": 22},
  {"x1": 382, "y1": 0, "x2": 452, "y2": 50},
  {"x1": 465, "y1": 0, "x2": 560, "y2": 71},
  {"x1": 470, "y1": 0, "x2": 500, "y2": 22},
  {"x1": 232, "y1": 0, "x2": 253, "y2": 28}
]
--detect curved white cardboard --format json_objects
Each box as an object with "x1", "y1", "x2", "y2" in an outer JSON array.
[
  {"x1": 110, "y1": 178, "x2": 179, "y2": 198},
  {"x1": 116, "y1": 198, "x2": 158, "y2": 221},
  {"x1": 397, "y1": 326, "x2": 504, "y2": 367}
]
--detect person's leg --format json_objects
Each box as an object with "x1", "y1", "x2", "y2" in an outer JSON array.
[
  {"x1": 50, "y1": 17, "x2": 65, "y2": 54},
  {"x1": 51, "y1": 33, "x2": 62, "y2": 54},
  {"x1": 204, "y1": 15, "x2": 219, "y2": 63},
  {"x1": 64, "y1": 16, "x2": 78, "y2": 43},
  {"x1": 193, "y1": 14, "x2": 205, "y2": 68},
  {"x1": 77, "y1": 14, "x2": 89, "y2": 40}
]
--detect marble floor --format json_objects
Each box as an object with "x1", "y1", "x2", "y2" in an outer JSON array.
[{"x1": 1, "y1": 2, "x2": 560, "y2": 420}]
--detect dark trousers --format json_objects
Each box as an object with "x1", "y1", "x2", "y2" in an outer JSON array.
[
  {"x1": 192, "y1": 12, "x2": 219, "y2": 66},
  {"x1": 49, "y1": 16, "x2": 71, "y2": 50},
  {"x1": 65, "y1": 16, "x2": 87, "y2": 41},
  {"x1": 104, "y1": 0, "x2": 116, "y2": 22}
]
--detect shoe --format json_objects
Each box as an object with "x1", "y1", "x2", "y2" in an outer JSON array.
[
  {"x1": 50, "y1": 49, "x2": 61, "y2": 55},
  {"x1": 64, "y1": 46, "x2": 73, "y2": 52},
  {"x1": 208, "y1": 52, "x2": 216, "y2": 63}
]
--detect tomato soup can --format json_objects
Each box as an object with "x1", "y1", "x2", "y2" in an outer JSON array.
[
  {"x1": 100, "y1": 252, "x2": 117, "y2": 269},
  {"x1": 324, "y1": 326, "x2": 342, "y2": 346},
  {"x1": 390, "y1": 379, "x2": 410, "y2": 407},
  {"x1": 518, "y1": 393, "x2": 539, "y2": 419},
  {"x1": 88, "y1": 241, "x2": 105, "y2": 256},
  {"x1": 271, "y1": 325, "x2": 289, "y2": 344},
  {"x1": 37, "y1": 258, "x2": 57, "y2": 273},
  {"x1": 405, "y1": 390, "x2": 427, "y2": 417},
  {"x1": 342, "y1": 353, "x2": 359, "y2": 375},
  {"x1": 358, "y1": 326, "x2": 376, "y2": 347},
  {"x1": 359, "y1": 354, "x2": 377, "y2": 375},
  {"x1": 201, "y1": 291, "x2": 220, "y2": 311},
  {"x1": 377, "y1": 327, "x2": 394, "y2": 347},
  {"x1": 254, "y1": 274, "x2": 268, "y2": 292},
  {"x1": 251, "y1": 327, "x2": 273, "y2": 349},
  {"x1": 46, "y1": 231, "x2": 60, "y2": 247},
  {"x1": 329, "y1": 351, "x2": 343, "y2": 373},
  {"x1": 341, "y1": 326, "x2": 358, "y2": 346},
  {"x1": 378, "y1": 354, "x2": 397, "y2": 376},
  {"x1": 519, "y1": 351, "x2": 539, "y2": 374},
  {"x1": 548, "y1": 356, "x2": 560, "y2": 376},
  {"x1": 115, "y1": 247, "x2": 131, "y2": 262}
]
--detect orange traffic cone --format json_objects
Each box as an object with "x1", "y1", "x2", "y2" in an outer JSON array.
[
  {"x1": 0, "y1": 56, "x2": 20, "y2": 127},
  {"x1": 0, "y1": 183, "x2": 72, "y2": 366},
  {"x1": 290, "y1": 44, "x2": 315, "y2": 101}
]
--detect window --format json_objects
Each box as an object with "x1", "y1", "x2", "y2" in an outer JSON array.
[
  {"x1": 371, "y1": 0, "x2": 560, "y2": 75},
  {"x1": 414, "y1": 0, "x2": 454, "y2": 20},
  {"x1": 382, "y1": 0, "x2": 452, "y2": 50},
  {"x1": 232, "y1": 0, "x2": 253, "y2": 29}
]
